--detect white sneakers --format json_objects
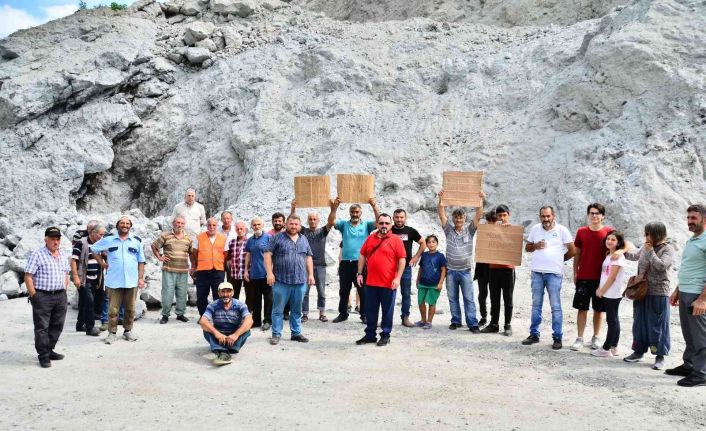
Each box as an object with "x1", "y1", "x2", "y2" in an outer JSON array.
[
  {"x1": 570, "y1": 338, "x2": 584, "y2": 351},
  {"x1": 591, "y1": 348, "x2": 613, "y2": 358}
]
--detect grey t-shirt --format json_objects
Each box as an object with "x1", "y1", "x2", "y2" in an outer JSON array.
[
  {"x1": 443, "y1": 221, "x2": 477, "y2": 271},
  {"x1": 301, "y1": 226, "x2": 330, "y2": 267}
]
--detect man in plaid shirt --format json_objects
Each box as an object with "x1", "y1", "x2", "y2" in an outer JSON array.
[
  {"x1": 24, "y1": 227, "x2": 71, "y2": 368},
  {"x1": 226, "y1": 221, "x2": 248, "y2": 301}
]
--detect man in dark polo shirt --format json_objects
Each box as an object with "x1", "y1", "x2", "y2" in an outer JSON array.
[
  {"x1": 200, "y1": 282, "x2": 253, "y2": 366},
  {"x1": 24, "y1": 227, "x2": 71, "y2": 368},
  {"x1": 355, "y1": 213, "x2": 406, "y2": 346},
  {"x1": 391, "y1": 208, "x2": 425, "y2": 328},
  {"x1": 264, "y1": 214, "x2": 315, "y2": 345}
]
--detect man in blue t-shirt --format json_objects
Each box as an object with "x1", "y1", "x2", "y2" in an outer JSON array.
[
  {"x1": 330, "y1": 196, "x2": 380, "y2": 323},
  {"x1": 244, "y1": 217, "x2": 272, "y2": 330},
  {"x1": 200, "y1": 282, "x2": 253, "y2": 366}
]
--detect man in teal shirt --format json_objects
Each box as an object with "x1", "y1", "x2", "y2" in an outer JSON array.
[
  {"x1": 330, "y1": 196, "x2": 380, "y2": 324},
  {"x1": 667, "y1": 204, "x2": 706, "y2": 387}
]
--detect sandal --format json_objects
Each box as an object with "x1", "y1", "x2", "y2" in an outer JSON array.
[{"x1": 319, "y1": 314, "x2": 328, "y2": 322}]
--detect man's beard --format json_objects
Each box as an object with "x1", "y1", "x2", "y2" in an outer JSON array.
[
  {"x1": 221, "y1": 297, "x2": 232, "y2": 304},
  {"x1": 253, "y1": 229, "x2": 263, "y2": 237}
]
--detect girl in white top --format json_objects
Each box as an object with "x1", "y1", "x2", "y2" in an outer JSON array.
[{"x1": 592, "y1": 232, "x2": 627, "y2": 357}]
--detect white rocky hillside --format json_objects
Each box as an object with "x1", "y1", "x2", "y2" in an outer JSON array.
[{"x1": 0, "y1": 0, "x2": 704, "y2": 302}]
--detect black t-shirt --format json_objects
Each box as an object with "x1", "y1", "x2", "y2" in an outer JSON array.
[{"x1": 391, "y1": 225, "x2": 422, "y2": 266}]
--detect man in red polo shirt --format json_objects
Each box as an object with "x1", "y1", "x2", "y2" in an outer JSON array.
[{"x1": 355, "y1": 213, "x2": 406, "y2": 347}]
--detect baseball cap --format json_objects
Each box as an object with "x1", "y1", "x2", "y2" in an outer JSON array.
[
  {"x1": 218, "y1": 282, "x2": 234, "y2": 291},
  {"x1": 44, "y1": 227, "x2": 62, "y2": 238}
]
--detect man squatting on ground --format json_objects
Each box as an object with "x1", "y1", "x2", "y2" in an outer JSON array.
[{"x1": 200, "y1": 282, "x2": 253, "y2": 366}]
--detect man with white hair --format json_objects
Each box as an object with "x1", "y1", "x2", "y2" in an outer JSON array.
[
  {"x1": 191, "y1": 217, "x2": 228, "y2": 316},
  {"x1": 91, "y1": 215, "x2": 146, "y2": 344},
  {"x1": 71, "y1": 221, "x2": 106, "y2": 336},
  {"x1": 152, "y1": 215, "x2": 193, "y2": 324},
  {"x1": 225, "y1": 221, "x2": 249, "y2": 301},
  {"x1": 172, "y1": 188, "x2": 207, "y2": 239},
  {"x1": 244, "y1": 217, "x2": 273, "y2": 330}
]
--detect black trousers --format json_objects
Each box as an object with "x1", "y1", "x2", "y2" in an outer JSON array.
[
  {"x1": 196, "y1": 270, "x2": 225, "y2": 316},
  {"x1": 338, "y1": 260, "x2": 365, "y2": 318},
  {"x1": 245, "y1": 278, "x2": 272, "y2": 326},
  {"x1": 603, "y1": 297, "x2": 622, "y2": 350},
  {"x1": 31, "y1": 290, "x2": 68, "y2": 361},
  {"x1": 488, "y1": 268, "x2": 515, "y2": 326},
  {"x1": 76, "y1": 279, "x2": 100, "y2": 331}
]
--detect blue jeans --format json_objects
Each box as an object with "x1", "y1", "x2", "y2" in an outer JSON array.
[
  {"x1": 203, "y1": 330, "x2": 251, "y2": 353},
  {"x1": 530, "y1": 271, "x2": 563, "y2": 340},
  {"x1": 272, "y1": 281, "x2": 306, "y2": 338},
  {"x1": 399, "y1": 266, "x2": 412, "y2": 319},
  {"x1": 446, "y1": 269, "x2": 478, "y2": 327},
  {"x1": 364, "y1": 286, "x2": 397, "y2": 339},
  {"x1": 101, "y1": 288, "x2": 124, "y2": 324}
]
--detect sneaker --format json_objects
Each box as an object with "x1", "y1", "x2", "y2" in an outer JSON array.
[
  {"x1": 39, "y1": 359, "x2": 51, "y2": 368},
  {"x1": 652, "y1": 355, "x2": 665, "y2": 370},
  {"x1": 301, "y1": 315, "x2": 309, "y2": 323},
  {"x1": 623, "y1": 352, "x2": 644, "y2": 363},
  {"x1": 590, "y1": 336, "x2": 600, "y2": 350},
  {"x1": 469, "y1": 326, "x2": 481, "y2": 334},
  {"x1": 356, "y1": 336, "x2": 377, "y2": 345},
  {"x1": 503, "y1": 325, "x2": 512, "y2": 336},
  {"x1": 448, "y1": 323, "x2": 462, "y2": 330},
  {"x1": 478, "y1": 317, "x2": 487, "y2": 327},
  {"x1": 291, "y1": 334, "x2": 309, "y2": 343},
  {"x1": 159, "y1": 316, "x2": 168, "y2": 324},
  {"x1": 269, "y1": 336, "x2": 281, "y2": 345},
  {"x1": 332, "y1": 314, "x2": 348, "y2": 323},
  {"x1": 123, "y1": 331, "x2": 138, "y2": 342},
  {"x1": 414, "y1": 320, "x2": 425, "y2": 327},
  {"x1": 665, "y1": 364, "x2": 692, "y2": 377},
  {"x1": 610, "y1": 347, "x2": 618, "y2": 356},
  {"x1": 86, "y1": 327, "x2": 101, "y2": 336},
  {"x1": 402, "y1": 317, "x2": 414, "y2": 328},
  {"x1": 423, "y1": 323, "x2": 432, "y2": 330},
  {"x1": 176, "y1": 315, "x2": 189, "y2": 322},
  {"x1": 552, "y1": 339, "x2": 563, "y2": 350},
  {"x1": 522, "y1": 335, "x2": 540, "y2": 345},
  {"x1": 376, "y1": 336, "x2": 390, "y2": 346},
  {"x1": 570, "y1": 338, "x2": 583, "y2": 351},
  {"x1": 99, "y1": 323, "x2": 108, "y2": 331},
  {"x1": 591, "y1": 348, "x2": 613, "y2": 357},
  {"x1": 49, "y1": 351, "x2": 64, "y2": 360},
  {"x1": 104, "y1": 333, "x2": 118, "y2": 344},
  {"x1": 262, "y1": 322, "x2": 271, "y2": 331},
  {"x1": 212, "y1": 352, "x2": 232, "y2": 366},
  {"x1": 677, "y1": 375, "x2": 706, "y2": 387},
  {"x1": 480, "y1": 324, "x2": 499, "y2": 333}
]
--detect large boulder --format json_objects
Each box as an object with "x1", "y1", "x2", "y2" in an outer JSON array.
[
  {"x1": 212, "y1": 0, "x2": 258, "y2": 18},
  {"x1": 183, "y1": 21, "x2": 216, "y2": 46},
  {"x1": 0, "y1": 271, "x2": 22, "y2": 297},
  {"x1": 185, "y1": 47, "x2": 211, "y2": 64}
]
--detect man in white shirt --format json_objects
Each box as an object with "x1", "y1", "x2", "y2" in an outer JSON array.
[
  {"x1": 522, "y1": 206, "x2": 576, "y2": 350},
  {"x1": 171, "y1": 188, "x2": 206, "y2": 239}
]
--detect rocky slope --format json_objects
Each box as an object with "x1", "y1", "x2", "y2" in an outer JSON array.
[{"x1": 0, "y1": 0, "x2": 704, "y2": 300}]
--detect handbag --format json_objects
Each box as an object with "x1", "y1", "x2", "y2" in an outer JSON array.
[{"x1": 624, "y1": 273, "x2": 648, "y2": 301}]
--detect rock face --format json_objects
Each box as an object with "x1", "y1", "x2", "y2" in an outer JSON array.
[{"x1": 0, "y1": 1, "x2": 705, "y2": 310}]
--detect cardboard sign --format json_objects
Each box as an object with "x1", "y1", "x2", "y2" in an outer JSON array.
[
  {"x1": 442, "y1": 171, "x2": 484, "y2": 207},
  {"x1": 337, "y1": 174, "x2": 375, "y2": 203},
  {"x1": 294, "y1": 176, "x2": 331, "y2": 208},
  {"x1": 475, "y1": 224, "x2": 524, "y2": 266}
]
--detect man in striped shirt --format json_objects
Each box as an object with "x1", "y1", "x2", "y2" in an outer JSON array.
[
  {"x1": 24, "y1": 227, "x2": 71, "y2": 368},
  {"x1": 70, "y1": 222, "x2": 106, "y2": 336},
  {"x1": 200, "y1": 282, "x2": 253, "y2": 366},
  {"x1": 152, "y1": 215, "x2": 192, "y2": 324},
  {"x1": 437, "y1": 190, "x2": 484, "y2": 333}
]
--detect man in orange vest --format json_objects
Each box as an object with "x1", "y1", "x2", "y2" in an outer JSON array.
[{"x1": 190, "y1": 217, "x2": 227, "y2": 316}]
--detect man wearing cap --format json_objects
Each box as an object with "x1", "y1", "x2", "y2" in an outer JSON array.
[
  {"x1": 200, "y1": 282, "x2": 253, "y2": 366},
  {"x1": 264, "y1": 214, "x2": 315, "y2": 345},
  {"x1": 151, "y1": 215, "x2": 192, "y2": 324},
  {"x1": 24, "y1": 227, "x2": 71, "y2": 368},
  {"x1": 91, "y1": 216, "x2": 146, "y2": 344},
  {"x1": 191, "y1": 217, "x2": 228, "y2": 316},
  {"x1": 171, "y1": 188, "x2": 207, "y2": 239}
]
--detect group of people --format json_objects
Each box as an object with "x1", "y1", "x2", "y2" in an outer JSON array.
[{"x1": 22, "y1": 188, "x2": 706, "y2": 387}]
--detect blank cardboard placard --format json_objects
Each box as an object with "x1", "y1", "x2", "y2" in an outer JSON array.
[
  {"x1": 475, "y1": 224, "x2": 524, "y2": 266},
  {"x1": 337, "y1": 174, "x2": 375, "y2": 203},
  {"x1": 442, "y1": 171, "x2": 484, "y2": 207},
  {"x1": 294, "y1": 176, "x2": 331, "y2": 208}
]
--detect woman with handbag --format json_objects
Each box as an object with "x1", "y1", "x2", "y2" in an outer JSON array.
[{"x1": 622, "y1": 222, "x2": 675, "y2": 370}]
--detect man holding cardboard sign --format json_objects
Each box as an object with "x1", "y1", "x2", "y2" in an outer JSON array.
[
  {"x1": 437, "y1": 189, "x2": 484, "y2": 333},
  {"x1": 331, "y1": 196, "x2": 381, "y2": 324}
]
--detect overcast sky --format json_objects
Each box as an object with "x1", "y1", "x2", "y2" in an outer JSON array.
[{"x1": 0, "y1": 1, "x2": 138, "y2": 37}]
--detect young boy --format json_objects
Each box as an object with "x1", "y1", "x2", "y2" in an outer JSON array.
[{"x1": 416, "y1": 235, "x2": 447, "y2": 329}]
